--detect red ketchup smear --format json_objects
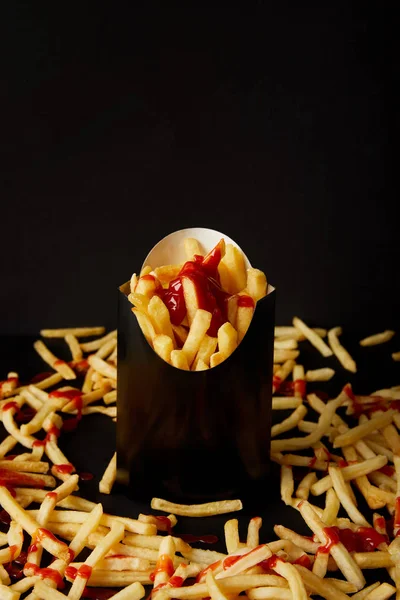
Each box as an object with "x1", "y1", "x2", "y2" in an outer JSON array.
[
  {"x1": 54, "y1": 359, "x2": 66, "y2": 367},
  {"x1": 77, "y1": 565, "x2": 93, "y2": 579},
  {"x1": 395, "y1": 497, "x2": 400, "y2": 530},
  {"x1": 318, "y1": 527, "x2": 387, "y2": 553},
  {"x1": 15, "y1": 406, "x2": 37, "y2": 424},
  {"x1": 33, "y1": 424, "x2": 61, "y2": 448},
  {"x1": 237, "y1": 295, "x2": 255, "y2": 308},
  {"x1": 179, "y1": 534, "x2": 218, "y2": 544},
  {"x1": 317, "y1": 527, "x2": 340, "y2": 553},
  {"x1": 69, "y1": 359, "x2": 90, "y2": 374},
  {"x1": 314, "y1": 390, "x2": 330, "y2": 402},
  {"x1": 308, "y1": 457, "x2": 317, "y2": 468},
  {"x1": 379, "y1": 465, "x2": 395, "y2": 477},
  {"x1": 79, "y1": 472, "x2": 94, "y2": 481},
  {"x1": 195, "y1": 560, "x2": 221, "y2": 582},
  {"x1": 374, "y1": 517, "x2": 386, "y2": 531},
  {"x1": 223, "y1": 555, "x2": 242, "y2": 569},
  {"x1": 277, "y1": 380, "x2": 294, "y2": 395},
  {"x1": 259, "y1": 554, "x2": 282, "y2": 570},
  {"x1": 54, "y1": 463, "x2": 75, "y2": 475},
  {"x1": 25, "y1": 562, "x2": 64, "y2": 588},
  {"x1": 59, "y1": 391, "x2": 83, "y2": 432},
  {"x1": 65, "y1": 565, "x2": 78, "y2": 580},
  {"x1": 28, "y1": 543, "x2": 38, "y2": 553},
  {"x1": 293, "y1": 555, "x2": 312, "y2": 569},
  {"x1": 0, "y1": 468, "x2": 44, "y2": 488},
  {"x1": 272, "y1": 375, "x2": 282, "y2": 391},
  {"x1": 158, "y1": 241, "x2": 230, "y2": 336},
  {"x1": 150, "y1": 554, "x2": 174, "y2": 582},
  {"x1": 168, "y1": 576, "x2": 184, "y2": 587},
  {"x1": 2, "y1": 401, "x2": 18, "y2": 412},
  {"x1": 82, "y1": 588, "x2": 116, "y2": 600},
  {"x1": 294, "y1": 379, "x2": 306, "y2": 398},
  {"x1": 30, "y1": 371, "x2": 53, "y2": 383},
  {"x1": 154, "y1": 516, "x2": 173, "y2": 534},
  {"x1": 338, "y1": 459, "x2": 348, "y2": 468},
  {"x1": 36, "y1": 527, "x2": 74, "y2": 562},
  {"x1": 46, "y1": 492, "x2": 58, "y2": 501}
]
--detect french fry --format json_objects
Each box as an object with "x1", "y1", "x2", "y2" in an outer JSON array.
[
  {"x1": 154, "y1": 335, "x2": 174, "y2": 363},
  {"x1": 148, "y1": 296, "x2": 175, "y2": 342},
  {"x1": 328, "y1": 327, "x2": 357, "y2": 373},
  {"x1": 272, "y1": 397, "x2": 302, "y2": 410},
  {"x1": 328, "y1": 465, "x2": 370, "y2": 526},
  {"x1": 359, "y1": 331, "x2": 395, "y2": 346},
  {"x1": 192, "y1": 335, "x2": 218, "y2": 369},
  {"x1": 217, "y1": 322, "x2": 238, "y2": 360},
  {"x1": 105, "y1": 581, "x2": 145, "y2": 600},
  {"x1": 280, "y1": 465, "x2": 294, "y2": 505},
  {"x1": 224, "y1": 519, "x2": 240, "y2": 553},
  {"x1": 99, "y1": 452, "x2": 116, "y2": 495},
  {"x1": 154, "y1": 265, "x2": 182, "y2": 285},
  {"x1": 274, "y1": 326, "x2": 327, "y2": 340},
  {"x1": 206, "y1": 570, "x2": 229, "y2": 600},
  {"x1": 272, "y1": 559, "x2": 308, "y2": 600},
  {"x1": 172, "y1": 324, "x2": 189, "y2": 346},
  {"x1": 295, "y1": 471, "x2": 317, "y2": 500},
  {"x1": 222, "y1": 244, "x2": 247, "y2": 293},
  {"x1": 294, "y1": 565, "x2": 351, "y2": 600},
  {"x1": 271, "y1": 391, "x2": 347, "y2": 452},
  {"x1": 65, "y1": 334, "x2": 83, "y2": 361},
  {"x1": 272, "y1": 360, "x2": 295, "y2": 394},
  {"x1": 151, "y1": 497, "x2": 242, "y2": 517},
  {"x1": 333, "y1": 411, "x2": 396, "y2": 448},
  {"x1": 271, "y1": 404, "x2": 307, "y2": 438},
  {"x1": 40, "y1": 327, "x2": 105, "y2": 338},
  {"x1": 80, "y1": 330, "x2": 117, "y2": 352},
  {"x1": 194, "y1": 359, "x2": 209, "y2": 371},
  {"x1": 392, "y1": 351, "x2": 400, "y2": 361},
  {"x1": 274, "y1": 350, "x2": 300, "y2": 363},
  {"x1": 236, "y1": 297, "x2": 255, "y2": 343},
  {"x1": 292, "y1": 317, "x2": 333, "y2": 357},
  {"x1": 130, "y1": 272, "x2": 138, "y2": 293},
  {"x1": 305, "y1": 368, "x2": 335, "y2": 382},
  {"x1": 274, "y1": 338, "x2": 298, "y2": 350},
  {"x1": 135, "y1": 274, "x2": 161, "y2": 298},
  {"x1": 129, "y1": 292, "x2": 150, "y2": 312},
  {"x1": 246, "y1": 268, "x2": 267, "y2": 301},
  {"x1": 33, "y1": 340, "x2": 76, "y2": 380},
  {"x1": 181, "y1": 310, "x2": 212, "y2": 367},
  {"x1": 247, "y1": 517, "x2": 262, "y2": 548},
  {"x1": 88, "y1": 355, "x2": 116, "y2": 381},
  {"x1": 299, "y1": 501, "x2": 365, "y2": 590},
  {"x1": 170, "y1": 350, "x2": 190, "y2": 371},
  {"x1": 184, "y1": 238, "x2": 204, "y2": 260}
]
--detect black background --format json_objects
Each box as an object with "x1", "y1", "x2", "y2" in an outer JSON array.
[{"x1": 1, "y1": 3, "x2": 396, "y2": 335}]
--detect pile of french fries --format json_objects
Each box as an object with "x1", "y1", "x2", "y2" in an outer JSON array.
[
  {"x1": 128, "y1": 237, "x2": 268, "y2": 370},
  {"x1": 0, "y1": 315, "x2": 399, "y2": 597}
]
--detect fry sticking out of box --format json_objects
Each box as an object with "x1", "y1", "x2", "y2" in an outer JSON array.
[{"x1": 117, "y1": 228, "x2": 275, "y2": 503}]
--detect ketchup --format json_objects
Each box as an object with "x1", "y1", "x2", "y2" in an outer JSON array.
[
  {"x1": 77, "y1": 565, "x2": 93, "y2": 579},
  {"x1": 168, "y1": 576, "x2": 184, "y2": 588},
  {"x1": 2, "y1": 401, "x2": 18, "y2": 412},
  {"x1": 15, "y1": 406, "x2": 37, "y2": 423},
  {"x1": 150, "y1": 554, "x2": 174, "y2": 581},
  {"x1": 61, "y1": 391, "x2": 84, "y2": 432},
  {"x1": 82, "y1": 589, "x2": 116, "y2": 600},
  {"x1": 294, "y1": 379, "x2": 306, "y2": 398},
  {"x1": 49, "y1": 389, "x2": 83, "y2": 400},
  {"x1": 237, "y1": 295, "x2": 255, "y2": 308},
  {"x1": 379, "y1": 465, "x2": 395, "y2": 477},
  {"x1": 222, "y1": 555, "x2": 241, "y2": 569},
  {"x1": 394, "y1": 497, "x2": 400, "y2": 529},
  {"x1": 195, "y1": 560, "x2": 221, "y2": 582},
  {"x1": 293, "y1": 554, "x2": 312, "y2": 569},
  {"x1": 308, "y1": 456, "x2": 317, "y2": 468},
  {"x1": 33, "y1": 424, "x2": 60, "y2": 447},
  {"x1": 317, "y1": 527, "x2": 340, "y2": 553},
  {"x1": 156, "y1": 240, "x2": 230, "y2": 336},
  {"x1": 25, "y1": 562, "x2": 64, "y2": 588},
  {"x1": 54, "y1": 359, "x2": 67, "y2": 367},
  {"x1": 30, "y1": 371, "x2": 53, "y2": 383},
  {"x1": 54, "y1": 464, "x2": 75, "y2": 474},
  {"x1": 154, "y1": 516, "x2": 173, "y2": 534},
  {"x1": 79, "y1": 471, "x2": 94, "y2": 481}
]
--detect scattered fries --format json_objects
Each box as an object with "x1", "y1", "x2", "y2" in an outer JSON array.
[
  {"x1": 0, "y1": 305, "x2": 398, "y2": 598},
  {"x1": 360, "y1": 331, "x2": 395, "y2": 347}
]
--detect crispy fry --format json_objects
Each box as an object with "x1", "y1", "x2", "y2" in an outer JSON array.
[
  {"x1": 271, "y1": 404, "x2": 307, "y2": 438},
  {"x1": 292, "y1": 317, "x2": 333, "y2": 357},
  {"x1": 41, "y1": 327, "x2": 105, "y2": 338},
  {"x1": 328, "y1": 327, "x2": 357, "y2": 373},
  {"x1": 246, "y1": 268, "x2": 267, "y2": 301},
  {"x1": 153, "y1": 335, "x2": 174, "y2": 364},
  {"x1": 182, "y1": 309, "x2": 212, "y2": 367},
  {"x1": 359, "y1": 331, "x2": 395, "y2": 346},
  {"x1": 99, "y1": 452, "x2": 116, "y2": 495},
  {"x1": 184, "y1": 238, "x2": 204, "y2": 260},
  {"x1": 170, "y1": 350, "x2": 190, "y2": 371},
  {"x1": 305, "y1": 368, "x2": 335, "y2": 382},
  {"x1": 65, "y1": 334, "x2": 83, "y2": 361},
  {"x1": 151, "y1": 498, "x2": 242, "y2": 517},
  {"x1": 333, "y1": 411, "x2": 396, "y2": 448}
]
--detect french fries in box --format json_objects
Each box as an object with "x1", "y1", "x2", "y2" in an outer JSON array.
[{"x1": 117, "y1": 228, "x2": 275, "y2": 502}]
